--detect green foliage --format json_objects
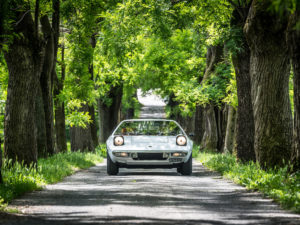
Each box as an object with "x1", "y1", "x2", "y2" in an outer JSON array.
[
  {"x1": 95, "y1": 144, "x2": 107, "y2": 158},
  {"x1": 192, "y1": 145, "x2": 200, "y2": 158},
  {"x1": 198, "y1": 151, "x2": 300, "y2": 213},
  {"x1": 0, "y1": 151, "x2": 102, "y2": 208},
  {"x1": 0, "y1": 54, "x2": 8, "y2": 139},
  {"x1": 174, "y1": 61, "x2": 232, "y2": 112},
  {"x1": 223, "y1": 67, "x2": 238, "y2": 108},
  {"x1": 65, "y1": 100, "x2": 92, "y2": 128}
]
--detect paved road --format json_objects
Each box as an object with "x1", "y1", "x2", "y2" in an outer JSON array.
[{"x1": 3, "y1": 162, "x2": 300, "y2": 225}]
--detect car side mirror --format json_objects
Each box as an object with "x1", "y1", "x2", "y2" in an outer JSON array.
[{"x1": 189, "y1": 133, "x2": 195, "y2": 137}]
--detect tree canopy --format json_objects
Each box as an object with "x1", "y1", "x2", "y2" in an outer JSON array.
[{"x1": 0, "y1": 0, "x2": 299, "y2": 171}]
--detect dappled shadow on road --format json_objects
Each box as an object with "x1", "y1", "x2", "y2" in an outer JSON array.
[
  {"x1": 6, "y1": 162, "x2": 300, "y2": 225},
  {"x1": 139, "y1": 106, "x2": 166, "y2": 119}
]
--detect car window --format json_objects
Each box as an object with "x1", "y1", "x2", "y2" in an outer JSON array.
[{"x1": 114, "y1": 121, "x2": 183, "y2": 136}]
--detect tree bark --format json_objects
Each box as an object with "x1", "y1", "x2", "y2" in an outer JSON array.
[
  {"x1": 4, "y1": 9, "x2": 44, "y2": 166},
  {"x1": 98, "y1": 86, "x2": 123, "y2": 143},
  {"x1": 193, "y1": 105, "x2": 204, "y2": 145},
  {"x1": 288, "y1": 6, "x2": 300, "y2": 170},
  {"x1": 228, "y1": 0, "x2": 256, "y2": 162},
  {"x1": 89, "y1": 105, "x2": 98, "y2": 147},
  {"x1": 40, "y1": 15, "x2": 55, "y2": 156},
  {"x1": 54, "y1": 45, "x2": 67, "y2": 152},
  {"x1": 0, "y1": 138, "x2": 3, "y2": 184},
  {"x1": 232, "y1": 46, "x2": 256, "y2": 161},
  {"x1": 244, "y1": 0, "x2": 293, "y2": 168},
  {"x1": 215, "y1": 105, "x2": 226, "y2": 152},
  {"x1": 70, "y1": 104, "x2": 95, "y2": 152},
  {"x1": 35, "y1": 85, "x2": 47, "y2": 157},
  {"x1": 200, "y1": 45, "x2": 223, "y2": 151},
  {"x1": 201, "y1": 105, "x2": 218, "y2": 151},
  {"x1": 176, "y1": 113, "x2": 195, "y2": 135},
  {"x1": 231, "y1": 31, "x2": 256, "y2": 161},
  {"x1": 223, "y1": 105, "x2": 236, "y2": 153}
]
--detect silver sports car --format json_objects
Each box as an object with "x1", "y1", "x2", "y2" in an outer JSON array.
[{"x1": 106, "y1": 119, "x2": 193, "y2": 175}]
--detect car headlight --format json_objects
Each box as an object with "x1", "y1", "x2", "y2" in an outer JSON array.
[
  {"x1": 114, "y1": 136, "x2": 124, "y2": 146},
  {"x1": 176, "y1": 135, "x2": 187, "y2": 146}
]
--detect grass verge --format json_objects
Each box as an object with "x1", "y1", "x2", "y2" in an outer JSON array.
[
  {"x1": 197, "y1": 151, "x2": 300, "y2": 213},
  {"x1": 0, "y1": 147, "x2": 104, "y2": 211}
]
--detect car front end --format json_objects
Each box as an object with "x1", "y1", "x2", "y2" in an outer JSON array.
[{"x1": 106, "y1": 119, "x2": 193, "y2": 175}]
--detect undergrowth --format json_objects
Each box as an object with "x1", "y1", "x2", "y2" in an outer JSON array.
[
  {"x1": 96, "y1": 144, "x2": 107, "y2": 158},
  {"x1": 0, "y1": 147, "x2": 104, "y2": 210},
  {"x1": 197, "y1": 151, "x2": 300, "y2": 213}
]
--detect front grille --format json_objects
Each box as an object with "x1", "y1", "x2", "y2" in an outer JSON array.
[{"x1": 135, "y1": 153, "x2": 165, "y2": 160}]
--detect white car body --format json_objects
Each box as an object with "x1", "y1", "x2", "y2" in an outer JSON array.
[{"x1": 106, "y1": 119, "x2": 193, "y2": 175}]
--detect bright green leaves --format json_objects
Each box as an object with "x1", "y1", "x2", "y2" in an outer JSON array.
[
  {"x1": 0, "y1": 54, "x2": 7, "y2": 138},
  {"x1": 174, "y1": 61, "x2": 233, "y2": 113},
  {"x1": 59, "y1": 0, "x2": 238, "y2": 120},
  {"x1": 59, "y1": 0, "x2": 113, "y2": 127}
]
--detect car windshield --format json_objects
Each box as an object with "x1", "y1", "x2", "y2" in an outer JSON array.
[{"x1": 114, "y1": 121, "x2": 183, "y2": 136}]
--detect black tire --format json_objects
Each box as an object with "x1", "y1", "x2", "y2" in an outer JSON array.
[
  {"x1": 180, "y1": 154, "x2": 192, "y2": 175},
  {"x1": 107, "y1": 153, "x2": 119, "y2": 175},
  {"x1": 177, "y1": 167, "x2": 182, "y2": 174}
]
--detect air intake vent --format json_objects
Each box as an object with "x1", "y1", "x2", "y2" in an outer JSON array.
[{"x1": 136, "y1": 153, "x2": 165, "y2": 160}]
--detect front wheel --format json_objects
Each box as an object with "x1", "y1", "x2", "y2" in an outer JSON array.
[
  {"x1": 180, "y1": 155, "x2": 192, "y2": 175},
  {"x1": 107, "y1": 153, "x2": 119, "y2": 175}
]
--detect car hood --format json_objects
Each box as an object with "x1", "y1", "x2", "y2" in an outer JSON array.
[
  {"x1": 129, "y1": 136, "x2": 168, "y2": 143},
  {"x1": 107, "y1": 135, "x2": 189, "y2": 151}
]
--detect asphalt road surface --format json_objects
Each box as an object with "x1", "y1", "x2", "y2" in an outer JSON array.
[{"x1": 3, "y1": 162, "x2": 300, "y2": 225}]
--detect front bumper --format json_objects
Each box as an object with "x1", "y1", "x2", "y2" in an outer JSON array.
[{"x1": 107, "y1": 149, "x2": 192, "y2": 168}]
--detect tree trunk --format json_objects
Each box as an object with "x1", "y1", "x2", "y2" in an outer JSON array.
[
  {"x1": 70, "y1": 104, "x2": 95, "y2": 152},
  {"x1": 228, "y1": 0, "x2": 256, "y2": 162},
  {"x1": 40, "y1": 15, "x2": 55, "y2": 156},
  {"x1": 215, "y1": 105, "x2": 226, "y2": 152},
  {"x1": 176, "y1": 113, "x2": 195, "y2": 135},
  {"x1": 244, "y1": 0, "x2": 293, "y2": 168},
  {"x1": 4, "y1": 11, "x2": 44, "y2": 166},
  {"x1": 201, "y1": 105, "x2": 218, "y2": 151},
  {"x1": 0, "y1": 138, "x2": 3, "y2": 184},
  {"x1": 223, "y1": 105, "x2": 236, "y2": 153},
  {"x1": 89, "y1": 105, "x2": 98, "y2": 147},
  {"x1": 88, "y1": 35, "x2": 98, "y2": 147},
  {"x1": 98, "y1": 86, "x2": 123, "y2": 143},
  {"x1": 54, "y1": 45, "x2": 67, "y2": 152},
  {"x1": 231, "y1": 35, "x2": 256, "y2": 162},
  {"x1": 193, "y1": 106, "x2": 204, "y2": 145},
  {"x1": 288, "y1": 6, "x2": 300, "y2": 170},
  {"x1": 54, "y1": 93, "x2": 67, "y2": 152},
  {"x1": 200, "y1": 45, "x2": 223, "y2": 151},
  {"x1": 35, "y1": 85, "x2": 47, "y2": 157}
]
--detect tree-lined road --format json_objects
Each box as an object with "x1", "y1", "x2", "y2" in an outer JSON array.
[
  {"x1": 2, "y1": 161, "x2": 299, "y2": 225},
  {"x1": 2, "y1": 95, "x2": 299, "y2": 225}
]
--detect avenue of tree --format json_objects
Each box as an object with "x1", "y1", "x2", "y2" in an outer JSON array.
[{"x1": 0, "y1": 0, "x2": 299, "y2": 182}]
